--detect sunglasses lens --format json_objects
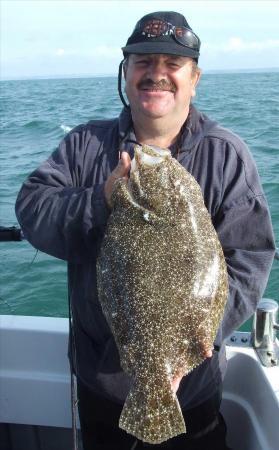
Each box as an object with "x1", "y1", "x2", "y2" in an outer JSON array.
[{"x1": 174, "y1": 28, "x2": 199, "y2": 49}]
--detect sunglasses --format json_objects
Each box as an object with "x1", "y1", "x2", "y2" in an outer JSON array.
[{"x1": 134, "y1": 19, "x2": 200, "y2": 52}]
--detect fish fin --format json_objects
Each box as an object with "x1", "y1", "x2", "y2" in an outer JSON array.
[{"x1": 119, "y1": 375, "x2": 186, "y2": 444}]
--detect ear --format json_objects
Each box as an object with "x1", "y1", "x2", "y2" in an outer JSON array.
[{"x1": 191, "y1": 69, "x2": 202, "y2": 98}]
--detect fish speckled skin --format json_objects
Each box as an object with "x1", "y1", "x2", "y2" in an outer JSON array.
[{"x1": 96, "y1": 145, "x2": 228, "y2": 444}]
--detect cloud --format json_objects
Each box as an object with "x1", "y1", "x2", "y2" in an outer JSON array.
[
  {"x1": 92, "y1": 45, "x2": 122, "y2": 58},
  {"x1": 203, "y1": 37, "x2": 279, "y2": 53},
  {"x1": 55, "y1": 48, "x2": 66, "y2": 56},
  {"x1": 53, "y1": 45, "x2": 122, "y2": 60}
]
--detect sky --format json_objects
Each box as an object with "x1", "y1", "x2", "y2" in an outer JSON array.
[{"x1": 1, "y1": 0, "x2": 279, "y2": 79}]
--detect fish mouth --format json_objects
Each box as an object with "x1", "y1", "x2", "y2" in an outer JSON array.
[{"x1": 130, "y1": 145, "x2": 170, "y2": 173}]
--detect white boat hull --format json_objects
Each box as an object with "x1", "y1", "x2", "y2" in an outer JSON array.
[{"x1": 0, "y1": 315, "x2": 278, "y2": 450}]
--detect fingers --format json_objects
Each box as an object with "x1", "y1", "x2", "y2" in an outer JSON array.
[
  {"x1": 171, "y1": 374, "x2": 183, "y2": 395},
  {"x1": 170, "y1": 346, "x2": 213, "y2": 395},
  {"x1": 199, "y1": 340, "x2": 213, "y2": 359},
  {"x1": 120, "y1": 151, "x2": 131, "y2": 174},
  {"x1": 203, "y1": 348, "x2": 213, "y2": 358},
  {"x1": 171, "y1": 348, "x2": 212, "y2": 395},
  {"x1": 104, "y1": 151, "x2": 131, "y2": 209},
  {"x1": 114, "y1": 151, "x2": 131, "y2": 178}
]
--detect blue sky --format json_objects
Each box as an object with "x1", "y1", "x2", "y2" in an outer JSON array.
[{"x1": 1, "y1": 0, "x2": 279, "y2": 79}]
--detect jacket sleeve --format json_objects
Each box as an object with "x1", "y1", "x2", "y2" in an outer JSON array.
[
  {"x1": 15, "y1": 126, "x2": 111, "y2": 263},
  {"x1": 212, "y1": 137, "x2": 276, "y2": 345}
]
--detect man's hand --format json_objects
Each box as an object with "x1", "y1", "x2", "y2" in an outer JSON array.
[
  {"x1": 104, "y1": 151, "x2": 131, "y2": 209},
  {"x1": 171, "y1": 348, "x2": 213, "y2": 395}
]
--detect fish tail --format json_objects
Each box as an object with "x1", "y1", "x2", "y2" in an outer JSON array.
[{"x1": 119, "y1": 375, "x2": 186, "y2": 444}]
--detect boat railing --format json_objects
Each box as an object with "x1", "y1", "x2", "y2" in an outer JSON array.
[{"x1": 251, "y1": 299, "x2": 279, "y2": 367}]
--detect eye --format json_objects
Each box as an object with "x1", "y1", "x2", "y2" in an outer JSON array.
[
  {"x1": 135, "y1": 59, "x2": 149, "y2": 66},
  {"x1": 167, "y1": 61, "x2": 181, "y2": 69}
]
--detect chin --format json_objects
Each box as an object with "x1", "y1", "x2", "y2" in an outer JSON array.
[{"x1": 140, "y1": 104, "x2": 173, "y2": 118}]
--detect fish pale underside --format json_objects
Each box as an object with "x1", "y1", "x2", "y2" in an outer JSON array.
[{"x1": 97, "y1": 144, "x2": 228, "y2": 444}]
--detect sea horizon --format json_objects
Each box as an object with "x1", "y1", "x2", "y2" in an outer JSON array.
[{"x1": 1, "y1": 66, "x2": 279, "y2": 82}]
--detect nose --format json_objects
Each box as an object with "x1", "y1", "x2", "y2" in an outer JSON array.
[{"x1": 146, "y1": 58, "x2": 168, "y2": 81}]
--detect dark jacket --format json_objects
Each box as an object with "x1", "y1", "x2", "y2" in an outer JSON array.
[{"x1": 15, "y1": 105, "x2": 275, "y2": 409}]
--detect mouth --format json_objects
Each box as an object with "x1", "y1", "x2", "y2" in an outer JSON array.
[{"x1": 141, "y1": 87, "x2": 173, "y2": 92}]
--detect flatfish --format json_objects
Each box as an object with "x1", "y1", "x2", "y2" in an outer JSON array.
[{"x1": 96, "y1": 144, "x2": 228, "y2": 444}]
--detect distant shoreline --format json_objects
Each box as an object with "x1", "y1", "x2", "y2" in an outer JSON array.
[{"x1": 1, "y1": 67, "x2": 279, "y2": 82}]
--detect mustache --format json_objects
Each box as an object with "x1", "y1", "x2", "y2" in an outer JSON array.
[{"x1": 138, "y1": 79, "x2": 176, "y2": 93}]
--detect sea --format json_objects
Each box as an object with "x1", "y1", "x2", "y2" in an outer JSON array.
[{"x1": 0, "y1": 73, "x2": 278, "y2": 331}]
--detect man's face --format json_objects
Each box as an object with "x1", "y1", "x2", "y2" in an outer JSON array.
[{"x1": 124, "y1": 53, "x2": 200, "y2": 120}]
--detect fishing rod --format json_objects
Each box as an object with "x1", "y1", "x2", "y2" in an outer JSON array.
[
  {"x1": 0, "y1": 226, "x2": 24, "y2": 241},
  {"x1": 2, "y1": 225, "x2": 279, "y2": 261}
]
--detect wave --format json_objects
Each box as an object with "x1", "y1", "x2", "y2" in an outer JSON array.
[
  {"x1": 23, "y1": 121, "x2": 72, "y2": 134},
  {"x1": 23, "y1": 120, "x2": 49, "y2": 129},
  {"x1": 60, "y1": 124, "x2": 72, "y2": 134}
]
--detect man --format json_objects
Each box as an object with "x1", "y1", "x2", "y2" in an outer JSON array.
[{"x1": 15, "y1": 11, "x2": 275, "y2": 450}]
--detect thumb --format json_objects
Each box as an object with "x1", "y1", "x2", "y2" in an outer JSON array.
[{"x1": 116, "y1": 151, "x2": 131, "y2": 177}]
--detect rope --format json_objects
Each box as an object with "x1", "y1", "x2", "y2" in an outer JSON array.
[{"x1": 118, "y1": 59, "x2": 129, "y2": 109}]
